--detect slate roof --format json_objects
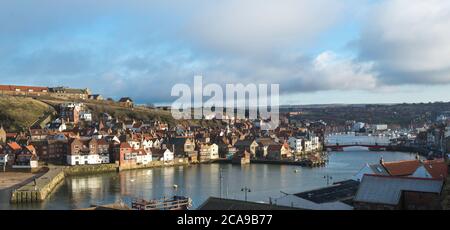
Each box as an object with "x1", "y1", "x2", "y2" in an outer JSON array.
[
  {"x1": 197, "y1": 197, "x2": 302, "y2": 210},
  {"x1": 354, "y1": 175, "x2": 443, "y2": 205},
  {"x1": 294, "y1": 180, "x2": 360, "y2": 204}
]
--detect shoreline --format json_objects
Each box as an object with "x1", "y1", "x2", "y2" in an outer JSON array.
[{"x1": 7, "y1": 148, "x2": 417, "y2": 204}]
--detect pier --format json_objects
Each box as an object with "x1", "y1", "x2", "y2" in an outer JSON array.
[{"x1": 10, "y1": 166, "x2": 65, "y2": 203}]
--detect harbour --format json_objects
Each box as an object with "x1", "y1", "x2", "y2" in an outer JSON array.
[{"x1": 0, "y1": 148, "x2": 418, "y2": 210}]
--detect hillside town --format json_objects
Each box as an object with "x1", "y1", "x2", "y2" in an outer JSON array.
[
  {"x1": 0, "y1": 84, "x2": 450, "y2": 210},
  {"x1": 0, "y1": 84, "x2": 327, "y2": 171}
]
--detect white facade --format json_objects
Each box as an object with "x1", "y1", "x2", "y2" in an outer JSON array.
[
  {"x1": 288, "y1": 137, "x2": 303, "y2": 153},
  {"x1": 79, "y1": 111, "x2": 92, "y2": 121},
  {"x1": 101, "y1": 155, "x2": 110, "y2": 164},
  {"x1": 0, "y1": 154, "x2": 8, "y2": 165},
  {"x1": 159, "y1": 149, "x2": 174, "y2": 162},
  {"x1": 67, "y1": 154, "x2": 109, "y2": 165},
  {"x1": 128, "y1": 140, "x2": 141, "y2": 150},
  {"x1": 210, "y1": 144, "x2": 219, "y2": 160},
  {"x1": 374, "y1": 124, "x2": 388, "y2": 131},
  {"x1": 136, "y1": 154, "x2": 152, "y2": 165},
  {"x1": 141, "y1": 139, "x2": 152, "y2": 150}
]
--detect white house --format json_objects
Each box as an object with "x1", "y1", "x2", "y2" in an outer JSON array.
[
  {"x1": 210, "y1": 143, "x2": 219, "y2": 160},
  {"x1": 79, "y1": 111, "x2": 92, "y2": 122},
  {"x1": 0, "y1": 153, "x2": 8, "y2": 171},
  {"x1": 288, "y1": 137, "x2": 303, "y2": 153},
  {"x1": 100, "y1": 154, "x2": 110, "y2": 164},
  {"x1": 128, "y1": 140, "x2": 141, "y2": 150},
  {"x1": 135, "y1": 150, "x2": 152, "y2": 165},
  {"x1": 153, "y1": 149, "x2": 174, "y2": 162},
  {"x1": 67, "y1": 154, "x2": 104, "y2": 166}
]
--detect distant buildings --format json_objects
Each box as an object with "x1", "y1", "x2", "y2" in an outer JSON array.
[{"x1": 119, "y1": 97, "x2": 134, "y2": 108}]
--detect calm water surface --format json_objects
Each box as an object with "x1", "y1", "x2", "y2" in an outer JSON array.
[{"x1": 2, "y1": 148, "x2": 416, "y2": 210}]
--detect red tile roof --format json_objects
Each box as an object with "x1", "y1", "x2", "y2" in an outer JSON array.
[
  {"x1": 382, "y1": 160, "x2": 420, "y2": 176},
  {"x1": 0, "y1": 85, "x2": 48, "y2": 92},
  {"x1": 120, "y1": 142, "x2": 132, "y2": 149},
  {"x1": 423, "y1": 159, "x2": 448, "y2": 179},
  {"x1": 7, "y1": 142, "x2": 22, "y2": 151}
]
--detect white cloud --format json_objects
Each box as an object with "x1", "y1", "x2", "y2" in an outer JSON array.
[
  {"x1": 358, "y1": 0, "x2": 450, "y2": 84},
  {"x1": 185, "y1": 0, "x2": 349, "y2": 55}
]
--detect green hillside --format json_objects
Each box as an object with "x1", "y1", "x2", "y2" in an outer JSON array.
[
  {"x1": 0, "y1": 96, "x2": 55, "y2": 132},
  {"x1": 39, "y1": 98, "x2": 176, "y2": 125}
]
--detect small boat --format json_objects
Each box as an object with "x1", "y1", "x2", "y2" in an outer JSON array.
[{"x1": 294, "y1": 169, "x2": 300, "y2": 173}]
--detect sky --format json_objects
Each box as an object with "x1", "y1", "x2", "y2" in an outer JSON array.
[{"x1": 0, "y1": 0, "x2": 450, "y2": 105}]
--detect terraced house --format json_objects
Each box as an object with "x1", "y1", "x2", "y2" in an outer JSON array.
[{"x1": 67, "y1": 137, "x2": 110, "y2": 165}]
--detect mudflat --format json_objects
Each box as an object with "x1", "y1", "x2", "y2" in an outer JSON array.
[{"x1": 0, "y1": 169, "x2": 47, "y2": 191}]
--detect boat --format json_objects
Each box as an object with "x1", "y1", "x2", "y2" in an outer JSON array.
[
  {"x1": 368, "y1": 147, "x2": 386, "y2": 151},
  {"x1": 131, "y1": 196, "x2": 193, "y2": 210}
]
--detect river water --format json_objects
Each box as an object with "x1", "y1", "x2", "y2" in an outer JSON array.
[{"x1": 0, "y1": 135, "x2": 417, "y2": 210}]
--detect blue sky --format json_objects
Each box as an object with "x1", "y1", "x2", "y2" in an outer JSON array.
[{"x1": 1, "y1": 0, "x2": 450, "y2": 105}]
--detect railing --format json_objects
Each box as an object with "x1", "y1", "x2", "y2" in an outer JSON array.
[
  {"x1": 324, "y1": 142, "x2": 390, "y2": 147},
  {"x1": 131, "y1": 197, "x2": 192, "y2": 210}
]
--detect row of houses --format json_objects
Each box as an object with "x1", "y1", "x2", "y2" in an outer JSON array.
[
  {"x1": 0, "y1": 85, "x2": 90, "y2": 99},
  {"x1": 0, "y1": 142, "x2": 38, "y2": 169}
]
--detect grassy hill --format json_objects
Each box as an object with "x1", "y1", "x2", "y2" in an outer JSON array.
[
  {"x1": 0, "y1": 96, "x2": 55, "y2": 132},
  {"x1": 39, "y1": 98, "x2": 176, "y2": 125}
]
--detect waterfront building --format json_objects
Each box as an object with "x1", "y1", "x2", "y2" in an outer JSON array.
[
  {"x1": 134, "y1": 149, "x2": 152, "y2": 165},
  {"x1": 234, "y1": 140, "x2": 258, "y2": 157},
  {"x1": 198, "y1": 143, "x2": 219, "y2": 162},
  {"x1": 152, "y1": 148, "x2": 174, "y2": 162},
  {"x1": 231, "y1": 150, "x2": 251, "y2": 165},
  {"x1": 288, "y1": 137, "x2": 304, "y2": 153},
  {"x1": 13, "y1": 145, "x2": 38, "y2": 168},
  {"x1": 353, "y1": 158, "x2": 448, "y2": 181},
  {"x1": 67, "y1": 138, "x2": 110, "y2": 165},
  {"x1": 354, "y1": 175, "x2": 443, "y2": 210},
  {"x1": 167, "y1": 137, "x2": 195, "y2": 157}
]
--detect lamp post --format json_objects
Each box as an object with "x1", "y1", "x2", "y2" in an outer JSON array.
[
  {"x1": 241, "y1": 187, "x2": 251, "y2": 201},
  {"x1": 219, "y1": 168, "x2": 223, "y2": 198},
  {"x1": 324, "y1": 175, "x2": 333, "y2": 186}
]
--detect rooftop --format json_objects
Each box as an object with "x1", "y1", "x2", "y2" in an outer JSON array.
[
  {"x1": 294, "y1": 180, "x2": 360, "y2": 205},
  {"x1": 197, "y1": 197, "x2": 302, "y2": 210},
  {"x1": 354, "y1": 175, "x2": 444, "y2": 205}
]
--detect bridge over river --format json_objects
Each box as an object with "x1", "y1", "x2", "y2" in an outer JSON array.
[{"x1": 324, "y1": 141, "x2": 391, "y2": 151}]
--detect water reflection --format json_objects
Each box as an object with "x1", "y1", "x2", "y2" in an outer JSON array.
[{"x1": 1, "y1": 149, "x2": 417, "y2": 210}]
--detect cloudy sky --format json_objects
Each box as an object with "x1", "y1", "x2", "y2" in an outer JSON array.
[{"x1": 1, "y1": 0, "x2": 450, "y2": 105}]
